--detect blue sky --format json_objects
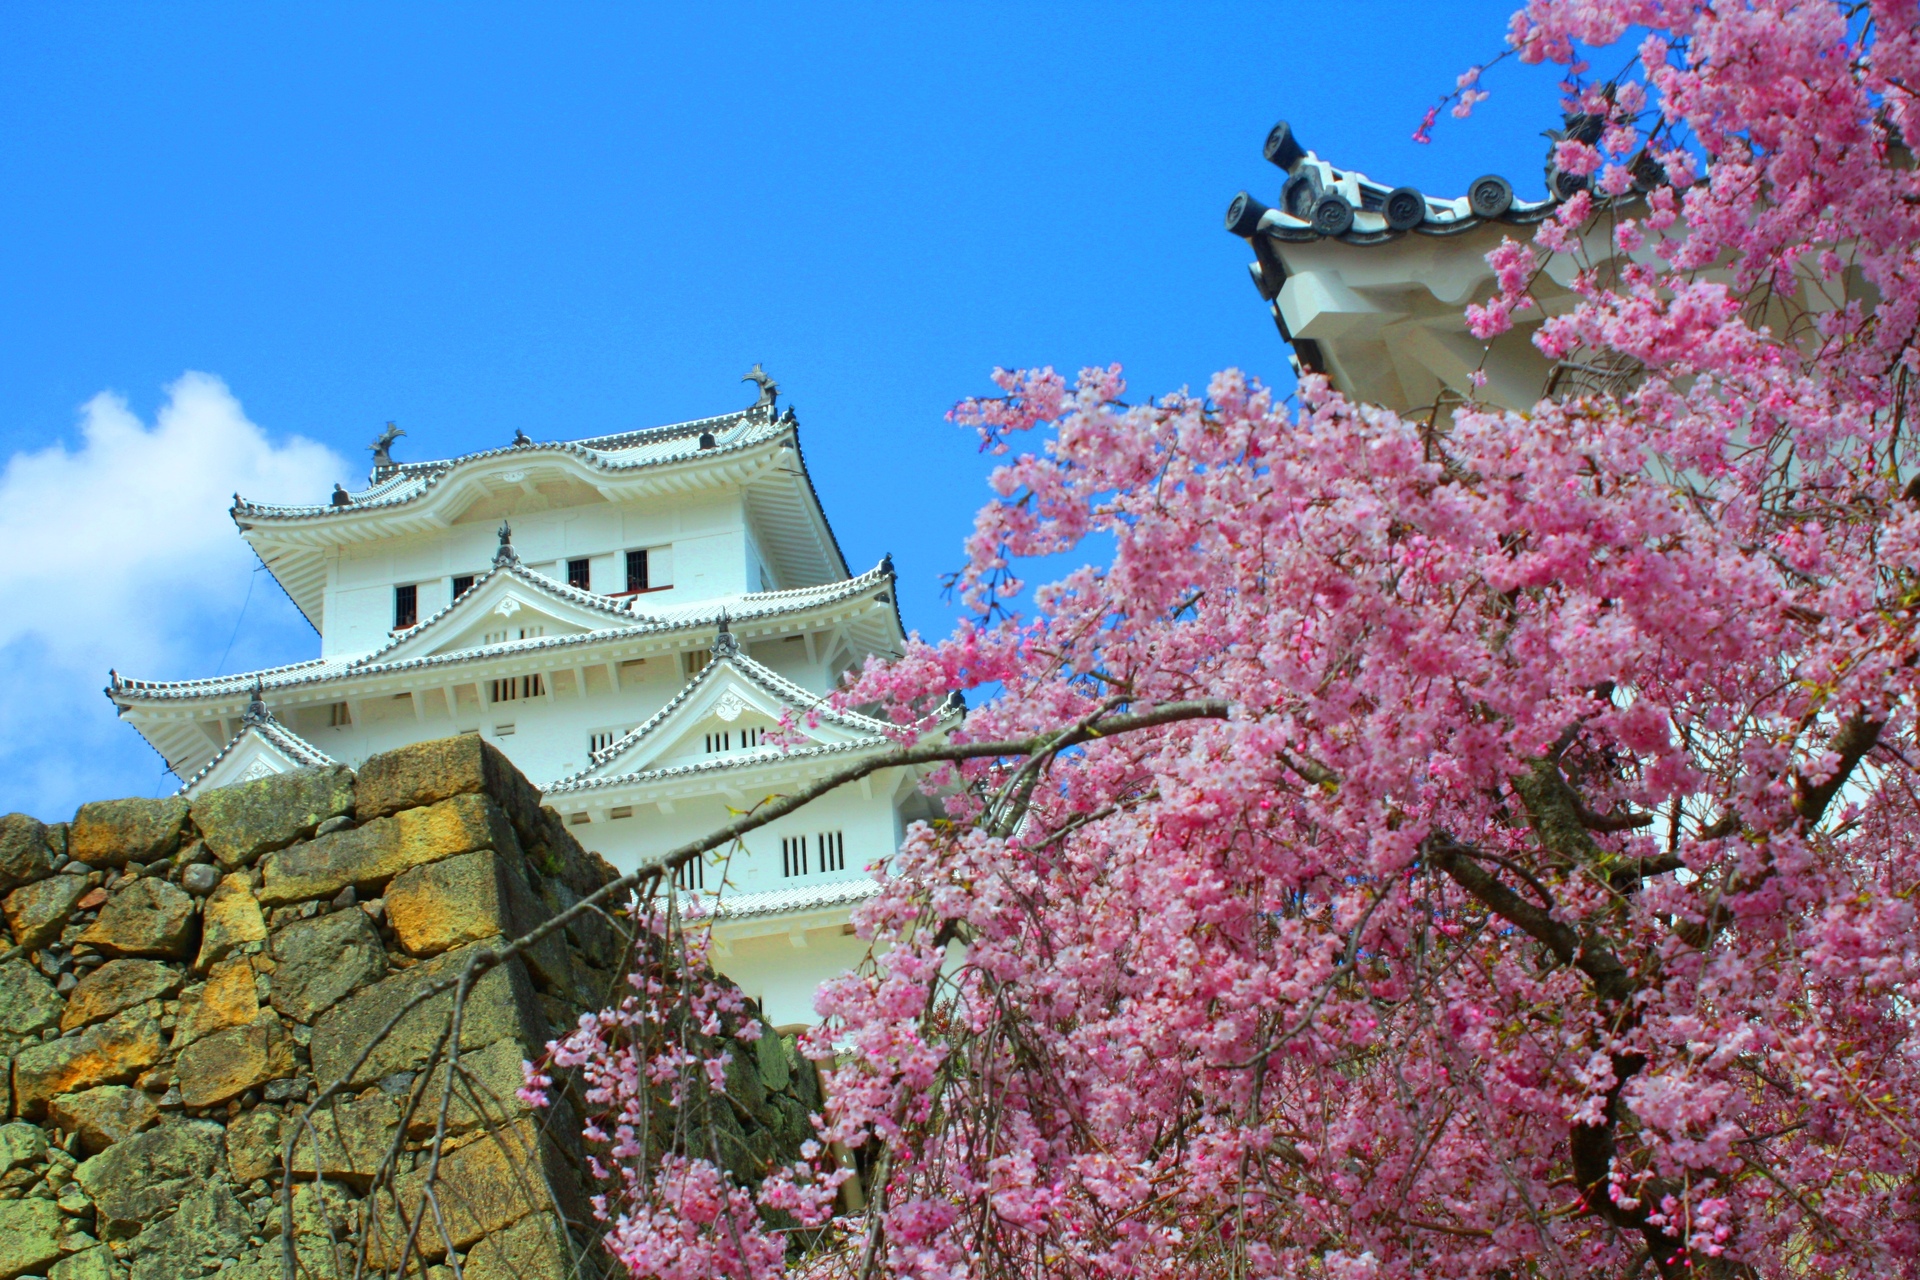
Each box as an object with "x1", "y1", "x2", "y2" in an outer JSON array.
[{"x1": 0, "y1": 3, "x2": 1565, "y2": 818}]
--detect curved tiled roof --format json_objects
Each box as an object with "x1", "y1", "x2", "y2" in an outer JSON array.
[
  {"x1": 682, "y1": 876, "x2": 879, "y2": 921},
  {"x1": 108, "y1": 559, "x2": 900, "y2": 704},
  {"x1": 547, "y1": 646, "x2": 902, "y2": 792},
  {"x1": 232, "y1": 406, "x2": 789, "y2": 523},
  {"x1": 176, "y1": 717, "x2": 338, "y2": 795},
  {"x1": 1221, "y1": 117, "x2": 1627, "y2": 250}
]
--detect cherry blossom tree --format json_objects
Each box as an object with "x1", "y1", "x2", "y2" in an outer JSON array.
[{"x1": 527, "y1": 2, "x2": 1920, "y2": 1276}]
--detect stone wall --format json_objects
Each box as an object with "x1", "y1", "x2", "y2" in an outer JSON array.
[{"x1": 0, "y1": 736, "x2": 824, "y2": 1280}]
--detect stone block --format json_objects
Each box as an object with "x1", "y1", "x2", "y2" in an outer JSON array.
[
  {"x1": 67, "y1": 797, "x2": 188, "y2": 868},
  {"x1": 127, "y1": 1182, "x2": 249, "y2": 1280},
  {"x1": 309, "y1": 947, "x2": 542, "y2": 1092},
  {"x1": 13, "y1": 1010, "x2": 166, "y2": 1119},
  {"x1": 73, "y1": 1119, "x2": 225, "y2": 1235},
  {"x1": 406, "y1": 1037, "x2": 533, "y2": 1139},
  {"x1": 354, "y1": 735, "x2": 544, "y2": 838},
  {"x1": 754, "y1": 1026, "x2": 790, "y2": 1092},
  {"x1": 61, "y1": 960, "x2": 182, "y2": 1033},
  {"x1": 0, "y1": 817, "x2": 53, "y2": 897},
  {"x1": 48, "y1": 1244, "x2": 113, "y2": 1280},
  {"x1": 257, "y1": 794, "x2": 520, "y2": 907},
  {"x1": 0, "y1": 1197, "x2": 65, "y2": 1279},
  {"x1": 0, "y1": 961, "x2": 63, "y2": 1038},
  {"x1": 368, "y1": 1118, "x2": 579, "y2": 1266},
  {"x1": 464, "y1": 1210, "x2": 576, "y2": 1280},
  {"x1": 194, "y1": 873, "x2": 266, "y2": 971},
  {"x1": 0, "y1": 1124, "x2": 45, "y2": 1176},
  {"x1": 3, "y1": 876, "x2": 89, "y2": 953},
  {"x1": 174, "y1": 1013, "x2": 295, "y2": 1109},
  {"x1": 48, "y1": 1086, "x2": 158, "y2": 1155},
  {"x1": 189, "y1": 765, "x2": 356, "y2": 870},
  {"x1": 224, "y1": 1107, "x2": 281, "y2": 1184},
  {"x1": 173, "y1": 958, "x2": 258, "y2": 1047},
  {"x1": 267, "y1": 908, "x2": 385, "y2": 1023},
  {"x1": 287, "y1": 1091, "x2": 399, "y2": 1186},
  {"x1": 75, "y1": 878, "x2": 196, "y2": 959},
  {"x1": 386, "y1": 851, "x2": 570, "y2": 991}
]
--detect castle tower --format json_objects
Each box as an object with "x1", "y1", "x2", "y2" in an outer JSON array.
[{"x1": 107, "y1": 387, "x2": 938, "y2": 1024}]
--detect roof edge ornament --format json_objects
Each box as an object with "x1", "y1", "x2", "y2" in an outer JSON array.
[
  {"x1": 743, "y1": 363, "x2": 779, "y2": 415},
  {"x1": 494, "y1": 520, "x2": 520, "y2": 567},
  {"x1": 242, "y1": 679, "x2": 272, "y2": 726},
  {"x1": 370, "y1": 422, "x2": 405, "y2": 482},
  {"x1": 711, "y1": 609, "x2": 739, "y2": 659}
]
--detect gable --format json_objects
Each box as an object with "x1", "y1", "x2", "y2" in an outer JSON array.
[
  {"x1": 576, "y1": 654, "x2": 888, "y2": 783},
  {"x1": 182, "y1": 724, "x2": 336, "y2": 797},
  {"x1": 369, "y1": 565, "x2": 633, "y2": 664}
]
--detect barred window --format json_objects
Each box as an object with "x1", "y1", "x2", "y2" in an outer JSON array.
[
  {"x1": 817, "y1": 830, "x2": 846, "y2": 872},
  {"x1": 704, "y1": 731, "x2": 731, "y2": 753},
  {"x1": 781, "y1": 835, "x2": 808, "y2": 878},
  {"x1": 393, "y1": 584, "x2": 417, "y2": 630},
  {"x1": 567, "y1": 558, "x2": 590, "y2": 590},
  {"x1": 674, "y1": 858, "x2": 705, "y2": 890},
  {"x1": 625, "y1": 549, "x2": 648, "y2": 593},
  {"x1": 489, "y1": 674, "x2": 545, "y2": 703},
  {"x1": 452, "y1": 574, "x2": 475, "y2": 601}
]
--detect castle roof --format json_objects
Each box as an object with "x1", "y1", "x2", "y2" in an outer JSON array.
[
  {"x1": 176, "y1": 708, "x2": 339, "y2": 797},
  {"x1": 544, "y1": 643, "x2": 904, "y2": 797},
  {"x1": 234, "y1": 403, "x2": 852, "y2": 630},
  {"x1": 1221, "y1": 118, "x2": 1633, "y2": 414},
  {"x1": 108, "y1": 557, "x2": 903, "y2": 707}
]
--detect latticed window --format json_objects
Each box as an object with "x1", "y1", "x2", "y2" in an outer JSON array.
[
  {"x1": 489, "y1": 674, "x2": 545, "y2": 703},
  {"x1": 567, "y1": 558, "x2": 590, "y2": 590},
  {"x1": 782, "y1": 835, "x2": 808, "y2": 878},
  {"x1": 817, "y1": 830, "x2": 846, "y2": 872},
  {"x1": 393, "y1": 584, "x2": 417, "y2": 630},
  {"x1": 452, "y1": 574, "x2": 475, "y2": 601},
  {"x1": 626, "y1": 549, "x2": 649, "y2": 592},
  {"x1": 704, "y1": 731, "x2": 731, "y2": 753},
  {"x1": 589, "y1": 729, "x2": 622, "y2": 755},
  {"x1": 674, "y1": 858, "x2": 705, "y2": 890}
]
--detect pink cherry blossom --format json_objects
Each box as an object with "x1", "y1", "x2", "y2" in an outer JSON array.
[{"x1": 544, "y1": 3, "x2": 1920, "y2": 1276}]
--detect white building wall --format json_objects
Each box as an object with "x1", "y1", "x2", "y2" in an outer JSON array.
[{"x1": 321, "y1": 492, "x2": 759, "y2": 657}]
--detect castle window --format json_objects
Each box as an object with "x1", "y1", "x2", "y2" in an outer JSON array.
[
  {"x1": 624, "y1": 546, "x2": 674, "y2": 593},
  {"x1": 393, "y1": 584, "x2": 418, "y2": 630},
  {"x1": 328, "y1": 702, "x2": 352, "y2": 727},
  {"x1": 567, "y1": 558, "x2": 591, "y2": 590},
  {"x1": 453, "y1": 574, "x2": 475, "y2": 601},
  {"x1": 684, "y1": 651, "x2": 710, "y2": 680},
  {"x1": 740, "y1": 727, "x2": 762, "y2": 748},
  {"x1": 589, "y1": 729, "x2": 623, "y2": 755},
  {"x1": 489, "y1": 674, "x2": 545, "y2": 703},
  {"x1": 818, "y1": 830, "x2": 846, "y2": 872},
  {"x1": 674, "y1": 857, "x2": 705, "y2": 890},
  {"x1": 781, "y1": 835, "x2": 808, "y2": 878},
  {"x1": 704, "y1": 731, "x2": 731, "y2": 753}
]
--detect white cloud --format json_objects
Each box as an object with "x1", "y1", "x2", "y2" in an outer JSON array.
[{"x1": 0, "y1": 373, "x2": 345, "y2": 819}]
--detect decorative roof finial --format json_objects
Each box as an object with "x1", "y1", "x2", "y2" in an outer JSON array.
[
  {"x1": 512, "y1": 428, "x2": 533, "y2": 447},
  {"x1": 494, "y1": 520, "x2": 520, "y2": 567},
  {"x1": 243, "y1": 679, "x2": 272, "y2": 726},
  {"x1": 711, "y1": 609, "x2": 739, "y2": 659},
  {"x1": 742, "y1": 363, "x2": 779, "y2": 415},
  {"x1": 331, "y1": 484, "x2": 351, "y2": 508},
  {"x1": 942, "y1": 689, "x2": 967, "y2": 717},
  {"x1": 370, "y1": 422, "x2": 405, "y2": 471}
]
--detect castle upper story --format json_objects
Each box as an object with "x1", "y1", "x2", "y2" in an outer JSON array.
[{"x1": 231, "y1": 402, "x2": 851, "y2": 656}]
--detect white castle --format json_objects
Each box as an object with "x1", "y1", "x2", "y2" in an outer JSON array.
[{"x1": 107, "y1": 377, "x2": 935, "y2": 1026}]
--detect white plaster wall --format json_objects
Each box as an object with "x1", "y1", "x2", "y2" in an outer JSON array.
[
  {"x1": 320, "y1": 492, "x2": 754, "y2": 656},
  {"x1": 574, "y1": 783, "x2": 898, "y2": 891},
  {"x1": 718, "y1": 928, "x2": 874, "y2": 1028}
]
